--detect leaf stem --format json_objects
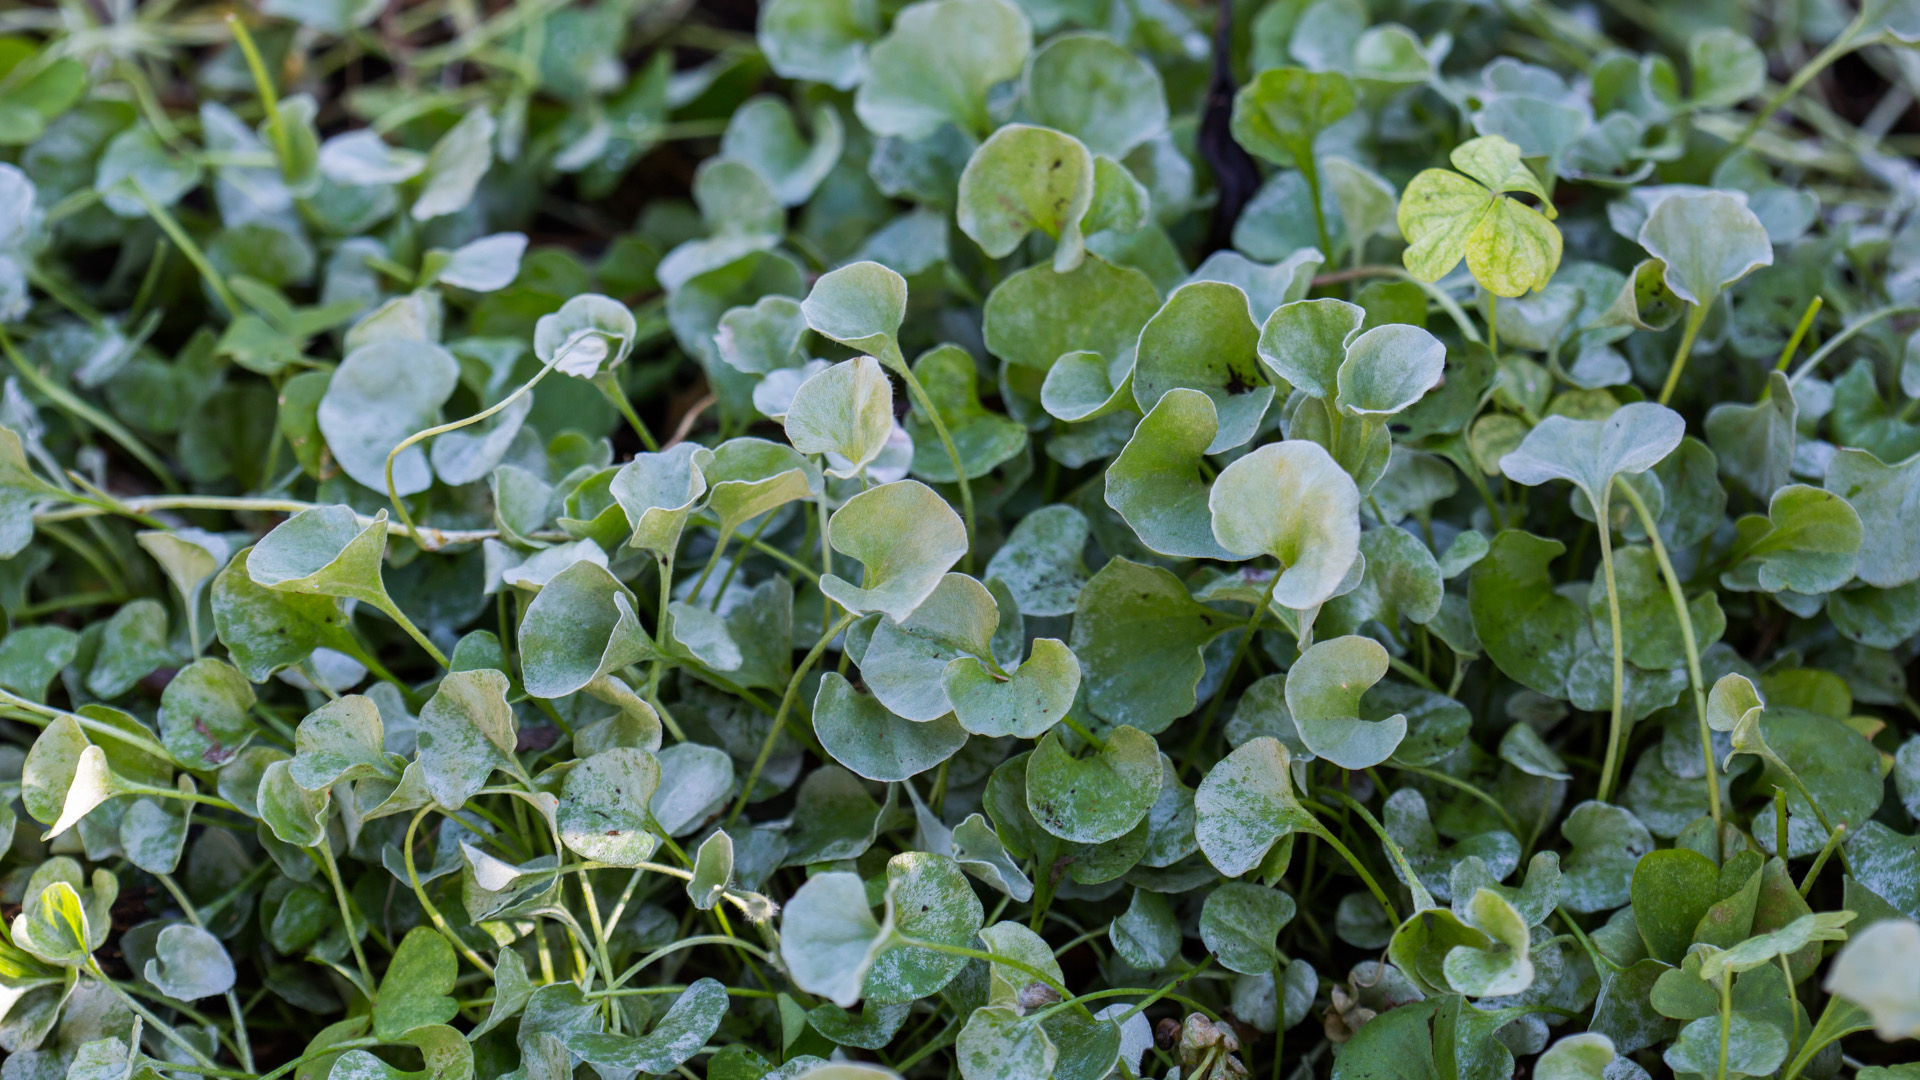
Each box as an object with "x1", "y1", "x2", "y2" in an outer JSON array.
[
  {"x1": 385, "y1": 361, "x2": 552, "y2": 547},
  {"x1": 1770, "y1": 296, "x2": 1823, "y2": 374},
  {"x1": 1718, "y1": 12, "x2": 1868, "y2": 166},
  {"x1": 1592, "y1": 488, "x2": 1628, "y2": 803},
  {"x1": 1616, "y1": 480, "x2": 1720, "y2": 835},
  {"x1": 1657, "y1": 301, "x2": 1710, "y2": 406},
  {"x1": 595, "y1": 371, "x2": 660, "y2": 453},
  {"x1": 404, "y1": 806, "x2": 496, "y2": 977},
  {"x1": 895, "y1": 360, "x2": 977, "y2": 572},
  {"x1": 1178, "y1": 567, "x2": 1280, "y2": 780},
  {"x1": 724, "y1": 611, "x2": 855, "y2": 828},
  {"x1": 1327, "y1": 790, "x2": 1430, "y2": 913},
  {"x1": 1789, "y1": 304, "x2": 1920, "y2": 385},
  {"x1": 1, "y1": 327, "x2": 181, "y2": 493},
  {"x1": 314, "y1": 839, "x2": 378, "y2": 1000}
]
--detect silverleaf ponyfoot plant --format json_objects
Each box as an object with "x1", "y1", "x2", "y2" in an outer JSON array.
[{"x1": 0, "y1": 2, "x2": 1914, "y2": 1080}]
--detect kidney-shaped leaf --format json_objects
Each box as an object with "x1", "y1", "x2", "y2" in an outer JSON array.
[
  {"x1": 1210, "y1": 440, "x2": 1362, "y2": 610},
  {"x1": 316, "y1": 338, "x2": 460, "y2": 496},
  {"x1": 144, "y1": 923, "x2": 235, "y2": 1001},
  {"x1": 1285, "y1": 635, "x2": 1406, "y2": 769},
  {"x1": 1500, "y1": 402, "x2": 1685, "y2": 516},
  {"x1": 518, "y1": 560, "x2": 654, "y2": 699},
  {"x1": 558, "y1": 747, "x2": 662, "y2": 866},
  {"x1": 1637, "y1": 190, "x2": 1773, "y2": 308},
  {"x1": 1025, "y1": 725, "x2": 1160, "y2": 844},
  {"x1": 957, "y1": 124, "x2": 1094, "y2": 272},
  {"x1": 821, "y1": 480, "x2": 968, "y2": 623},
  {"x1": 1195, "y1": 737, "x2": 1318, "y2": 878},
  {"x1": 853, "y1": 0, "x2": 1030, "y2": 139}
]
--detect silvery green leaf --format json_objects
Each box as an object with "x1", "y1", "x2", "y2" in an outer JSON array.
[
  {"x1": 257, "y1": 758, "x2": 329, "y2": 846},
  {"x1": 957, "y1": 124, "x2": 1093, "y2": 273},
  {"x1": 0, "y1": 421, "x2": 57, "y2": 558},
  {"x1": 780, "y1": 871, "x2": 892, "y2": 1008},
  {"x1": 1200, "y1": 881, "x2": 1295, "y2": 975},
  {"x1": 571, "y1": 980, "x2": 728, "y2": 1072},
  {"x1": 1285, "y1": 635, "x2": 1405, "y2": 769},
  {"x1": 1132, "y1": 281, "x2": 1271, "y2": 452},
  {"x1": 534, "y1": 293, "x2": 637, "y2": 378},
  {"x1": 1336, "y1": 323, "x2": 1446, "y2": 418},
  {"x1": 983, "y1": 256, "x2": 1160, "y2": 372},
  {"x1": 945, "y1": 637, "x2": 1079, "y2": 739},
  {"x1": 904, "y1": 344, "x2": 1027, "y2": 482},
  {"x1": 136, "y1": 528, "x2": 229, "y2": 620},
  {"x1": 1188, "y1": 248, "x2": 1326, "y2": 325},
  {"x1": 611, "y1": 443, "x2": 713, "y2": 556},
  {"x1": 1209, "y1": 440, "x2": 1362, "y2": 610},
  {"x1": 249, "y1": 505, "x2": 393, "y2": 610},
  {"x1": 1824, "y1": 917, "x2": 1920, "y2": 1039},
  {"x1": 95, "y1": 125, "x2": 201, "y2": 217},
  {"x1": 143, "y1": 924, "x2": 234, "y2": 1001},
  {"x1": 1825, "y1": 447, "x2": 1920, "y2": 588},
  {"x1": 704, "y1": 438, "x2": 820, "y2": 536},
  {"x1": 820, "y1": 480, "x2": 968, "y2": 622},
  {"x1": 1024, "y1": 34, "x2": 1166, "y2": 158},
  {"x1": 1687, "y1": 28, "x2": 1765, "y2": 107},
  {"x1": 689, "y1": 831, "x2": 733, "y2": 910},
  {"x1": 721, "y1": 97, "x2": 844, "y2": 206},
  {"x1": 1500, "y1": 402, "x2": 1685, "y2": 515},
  {"x1": 648, "y1": 743, "x2": 735, "y2": 836},
  {"x1": 952, "y1": 812, "x2": 1034, "y2": 901},
  {"x1": 412, "y1": 109, "x2": 495, "y2": 221},
  {"x1": 717, "y1": 295, "x2": 809, "y2": 375},
  {"x1": 557, "y1": 746, "x2": 661, "y2": 866},
  {"x1": 1636, "y1": 190, "x2": 1772, "y2": 308},
  {"x1": 517, "y1": 560, "x2": 653, "y2": 699},
  {"x1": 1442, "y1": 887, "x2": 1533, "y2": 996},
  {"x1": 415, "y1": 668, "x2": 517, "y2": 811},
  {"x1": 814, "y1": 672, "x2": 967, "y2": 781},
  {"x1": 317, "y1": 338, "x2": 459, "y2": 495},
  {"x1": 496, "y1": 538, "x2": 607, "y2": 595},
  {"x1": 984, "y1": 504, "x2": 1089, "y2": 617},
  {"x1": 1704, "y1": 371, "x2": 1796, "y2": 501},
  {"x1": 1499, "y1": 722, "x2": 1570, "y2": 780},
  {"x1": 785, "y1": 356, "x2": 896, "y2": 479},
  {"x1": 290, "y1": 695, "x2": 396, "y2": 790},
  {"x1": 866, "y1": 851, "x2": 984, "y2": 1003},
  {"x1": 758, "y1": 0, "x2": 881, "y2": 89},
  {"x1": 1111, "y1": 888, "x2": 1181, "y2": 969},
  {"x1": 1324, "y1": 156, "x2": 1398, "y2": 246},
  {"x1": 1535, "y1": 1033, "x2": 1620, "y2": 1080},
  {"x1": 432, "y1": 232, "x2": 526, "y2": 292},
  {"x1": 860, "y1": 572, "x2": 996, "y2": 720},
  {"x1": 1257, "y1": 298, "x2": 1365, "y2": 399},
  {"x1": 958, "y1": 1005, "x2": 1057, "y2": 1080},
  {"x1": 1025, "y1": 724, "x2": 1159, "y2": 843},
  {"x1": 1385, "y1": 787, "x2": 1516, "y2": 903},
  {"x1": 1722, "y1": 483, "x2": 1863, "y2": 595},
  {"x1": 1107, "y1": 389, "x2": 1237, "y2": 561},
  {"x1": 0, "y1": 624, "x2": 76, "y2": 702},
  {"x1": 1195, "y1": 737, "x2": 1317, "y2": 877},
  {"x1": 157, "y1": 658, "x2": 256, "y2": 768},
  {"x1": 801, "y1": 261, "x2": 908, "y2": 365},
  {"x1": 87, "y1": 598, "x2": 175, "y2": 699},
  {"x1": 1069, "y1": 558, "x2": 1230, "y2": 733},
  {"x1": 318, "y1": 129, "x2": 426, "y2": 185},
  {"x1": 853, "y1": 0, "x2": 1031, "y2": 140},
  {"x1": 1663, "y1": 1014, "x2": 1786, "y2": 1080},
  {"x1": 1230, "y1": 66, "x2": 1355, "y2": 172}
]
